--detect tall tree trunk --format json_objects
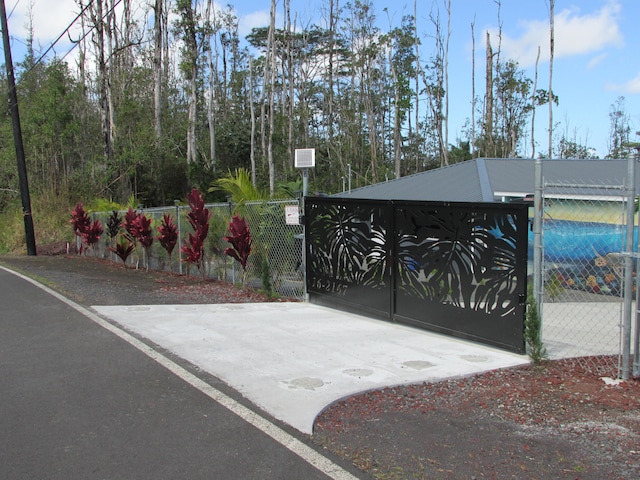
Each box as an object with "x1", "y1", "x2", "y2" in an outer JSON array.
[
  {"x1": 105, "y1": 0, "x2": 116, "y2": 150},
  {"x1": 366, "y1": 42, "x2": 378, "y2": 180},
  {"x1": 187, "y1": 66, "x2": 197, "y2": 165},
  {"x1": 470, "y1": 18, "x2": 475, "y2": 158},
  {"x1": 249, "y1": 56, "x2": 257, "y2": 187},
  {"x1": 428, "y1": 7, "x2": 447, "y2": 167},
  {"x1": 365, "y1": 77, "x2": 378, "y2": 183},
  {"x1": 153, "y1": 0, "x2": 164, "y2": 142},
  {"x1": 162, "y1": 1, "x2": 169, "y2": 86},
  {"x1": 531, "y1": 46, "x2": 540, "y2": 158},
  {"x1": 548, "y1": 0, "x2": 554, "y2": 158},
  {"x1": 76, "y1": 0, "x2": 88, "y2": 99},
  {"x1": 442, "y1": 0, "x2": 450, "y2": 165},
  {"x1": 327, "y1": 0, "x2": 337, "y2": 143},
  {"x1": 74, "y1": 0, "x2": 90, "y2": 179},
  {"x1": 414, "y1": 0, "x2": 421, "y2": 172},
  {"x1": 180, "y1": 0, "x2": 198, "y2": 165},
  {"x1": 205, "y1": 0, "x2": 217, "y2": 171},
  {"x1": 286, "y1": 0, "x2": 294, "y2": 171},
  {"x1": 485, "y1": 31, "x2": 494, "y2": 157},
  {"x1": 267, "y1": 0, "x2": 277, "y2": 194},
  {"x1": 259, "y1": 8, "x2": 272, "y2": 165},
  {"x1": 392, "y1": 54, "x2": 401, "y2": 178},
  {"x1": 92, "y1": 0, "x2": 114, "y2": 164}
]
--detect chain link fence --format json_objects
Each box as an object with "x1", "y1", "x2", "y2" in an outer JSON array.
[
  {"x1": 84, "y1": 183, "x2": 638, "y2": 375},
  {"x1": 540, "y1": 181, "x2": 630, "y2": 377},
  {"x1": 90, "y1": 199, "x2": 304, "y2": 300}
]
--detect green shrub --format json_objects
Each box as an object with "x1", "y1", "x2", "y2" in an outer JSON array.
[
  {"x1": 525, "y1": 284, "x2": 547, "y2": 365},
  {"x1": 0, "y1": 192, "x2": 74, "y2": 254}
]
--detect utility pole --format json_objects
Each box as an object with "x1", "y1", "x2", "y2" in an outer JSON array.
[{"x1": 0, "y1": 0, "x2": 37, "y2": 255}]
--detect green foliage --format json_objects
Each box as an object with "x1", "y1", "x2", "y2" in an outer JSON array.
[
  {"x1": 0, "y1": 192, "x2": 74, "y2": 254},
  {"x1": 606, "y1": 96, "x2": 632, "y2": 159},
  {"x1": 86, "y1": 198, "x2": 128, "y2": 213},
  {"x1": 0, "y1": 201, "x2": 30, "y2": 254},
  {"x1": 207, "y1": 211, "x2": 232, "y2": 279},
  {"x1": 260, "y1": 256, "x2": 275, "y2": 299},
  {"x1": 544, "y1": 272, "x2": 563, "y2": 302},
  {"x1": 448, "y1": 140, "x2": 472, "y2": 164},
  {"x1": 209, "y1": 168, "x2": 268, "y2": 205},
  {"x1": 276, "y1": 179, "x2": 303, "y2": 199},
  {"x1": 556, "y1": 137, "x2": 598, "y2": 159},
  {"x1": 525, "y1": 284, "x2": 547, "y2": 365},
  {"x1": 0, "y1": 0, "x2": 622, "y2": 222},
  {"x1": 474, "y1": 59, "x2": 541, "y2": 158}
]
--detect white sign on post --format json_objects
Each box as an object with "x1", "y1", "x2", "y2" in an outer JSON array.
[{"x1": 285, "y1": 205, "x2": 300, "y2": 225}]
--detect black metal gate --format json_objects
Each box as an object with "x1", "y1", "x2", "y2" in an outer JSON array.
[{"x1": 305, "y1": 197, "x2": 529, "y2": 354}]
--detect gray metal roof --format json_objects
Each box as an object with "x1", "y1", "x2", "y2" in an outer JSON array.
[{"x1": 333, "y1": 158, "x2": 639, "y2": 202}]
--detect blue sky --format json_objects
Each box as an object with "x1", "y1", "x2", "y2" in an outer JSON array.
[{"x1": 5, "y1": 0, "x2": 640, "y2": 158}]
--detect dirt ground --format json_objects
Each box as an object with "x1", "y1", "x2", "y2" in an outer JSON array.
[{"x1": 1, "y1": 254, "x2": 639, "y2": 480}]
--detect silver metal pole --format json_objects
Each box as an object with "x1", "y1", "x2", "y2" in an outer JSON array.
[
  {"x1": 634, "y1": 199, "x2": 640, "y2": 377},
  {"x1": 533, "y1": 158, "x2": 543, "y2": 324},
  {"x1": 302, "y1": 168, "x2": 309, "y2": 301},
  {"x1": 633, "y1": 146, "x2": 640, "y2": 377},
  {"x1": 622, "y1": 154, "x2": 635, "y2": 380},
  {"x1": 302, "y1": 167, "x2": 309, "y2": 198},
  {"x1": 175, "y1": 201, "x2": 182, "y2": 275}
]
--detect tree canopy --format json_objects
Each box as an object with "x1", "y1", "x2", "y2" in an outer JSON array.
[{"x1": 0, "y1": 0, "x2": 626, "y2": 212}]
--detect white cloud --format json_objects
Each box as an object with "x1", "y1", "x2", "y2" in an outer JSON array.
[
  {"x1": 9, "y1": 0, "x2": 82, "y2": 44},
  {"x1": 239, "y1": 10, "x2": 270, "y2": 37},
  {"x1": 606, "y1": 72, "x2": 640, "y2": 94},
  {"x1": 586, "y1": 53, "x2": 608, "y2": 70},
  {"x1": 487, "y1": 0, "x2": 624, "y2": 67},
  {"x1": 8, "y1": 0, "x2": 155, "y2": 63}
]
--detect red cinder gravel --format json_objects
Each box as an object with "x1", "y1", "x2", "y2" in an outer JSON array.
[{"x1": 314, "y1": 359, "x2": 640, "y2": 479}]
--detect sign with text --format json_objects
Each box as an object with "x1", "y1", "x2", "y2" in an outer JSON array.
[{"x1": 285, "y1": 205, "x2": 300, "y2": 225}]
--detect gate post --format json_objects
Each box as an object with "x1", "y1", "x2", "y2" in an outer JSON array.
[
  {"x1": 533, "y1": 158, "x2": 543, "y2": 323},
  {"x1": 621, "y1": 154, "x2": 636, "y2": 379}
]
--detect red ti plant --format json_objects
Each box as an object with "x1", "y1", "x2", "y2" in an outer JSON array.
[
  {"x1": 132, "y1": 213, "x2": 154, "y2": 270},
  {"x1": 180, "y1": 188, "x2": 211, "y2": 276},
  {"x1": 182, "y1": 233, "x2": 205, "y2": 265},
  {"x1": 108, "y1": 235, "x2": 136, "y2": 265},
  {"x1": 70, "y1": 202, "x2": 91, "y2": 253},
  {"x1": 106, "y1": 210, "x2": 122, "y2": 241},
  {"x1": 121, "y1": 207, "x2": 155, "y2": 269},
  {"x1": 156, "y1": 213, "x2": 178, "y2": 269},
  {"x1": 123, "y1": 207, "x2": 140, "y2": 241},
  {"x1": 83, "y1": 219, "x2": 104, "y2": 251},
  {"x1": 70, "y1": 202, "x2": 103, "y2": 254},
  {"x1": 224, "y1": 215, "x2": 252, "y2": 284},
  {"x1": 105, "y1": 210, "x2": 122, "y2": 261}
]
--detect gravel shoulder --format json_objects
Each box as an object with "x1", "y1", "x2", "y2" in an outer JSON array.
[{"x1": 2, "y1": 254, "x2": 639, "y2": 480}]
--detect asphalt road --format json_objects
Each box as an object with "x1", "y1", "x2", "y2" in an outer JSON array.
[{"x1": 0, "y1": 267, "x2": 362, "y2": 479}]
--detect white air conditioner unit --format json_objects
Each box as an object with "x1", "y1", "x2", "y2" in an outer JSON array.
[{"x1": 294, "y1": 148, "x2": 315, "y2": 168}]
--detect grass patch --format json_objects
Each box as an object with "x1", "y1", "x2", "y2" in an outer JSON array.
[{"x1": 0, "y1": 192, "x2": 74, "y2": 254}]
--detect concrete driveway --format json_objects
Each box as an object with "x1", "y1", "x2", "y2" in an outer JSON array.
[{"x1": 94, "y1": 302, "x2": 529, "y2": 434}]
